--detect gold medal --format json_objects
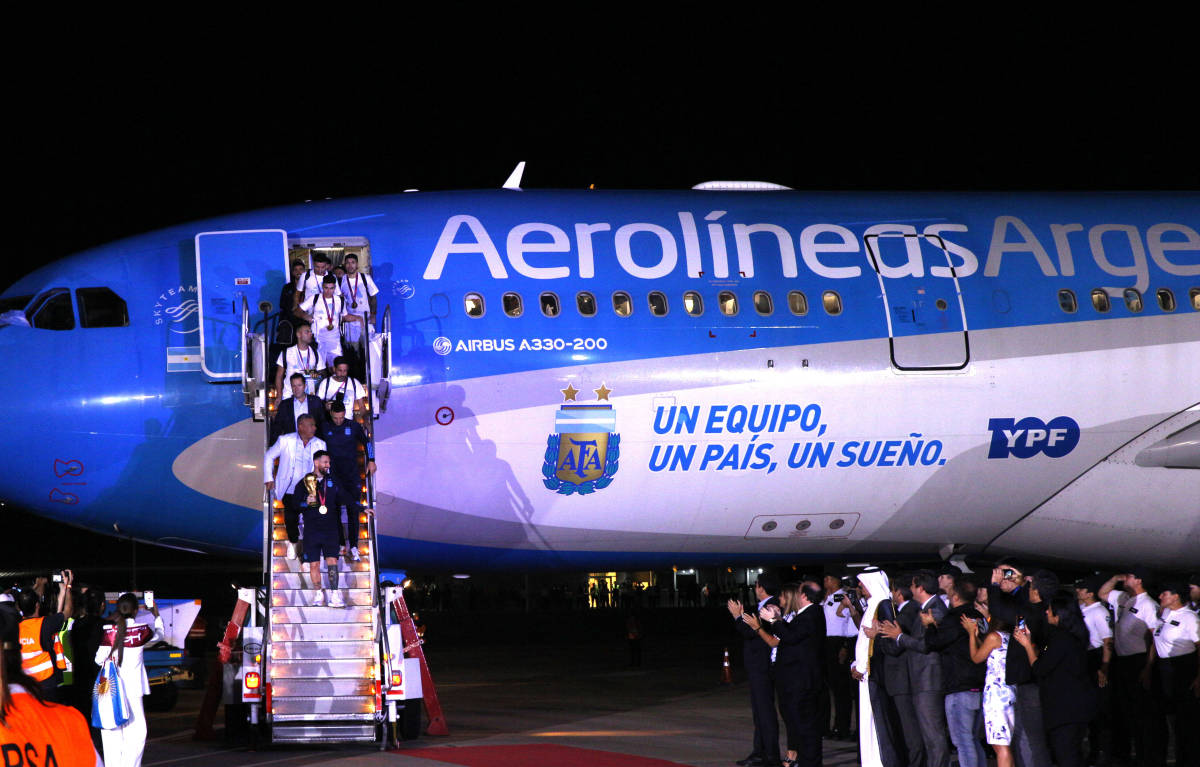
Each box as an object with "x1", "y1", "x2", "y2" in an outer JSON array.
[
  {"x1": 318, "y1": 504, "x2": 328, "y2": 515},
  {"x1": 327, "y1": 323, "x2": 334, "y2": 331},
  {"x1": 351, "y1": 301, "x2": 357, "y2": 308}
]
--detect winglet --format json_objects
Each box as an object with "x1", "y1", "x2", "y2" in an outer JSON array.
[{"x1": 503, "y1": 161, "x2": 526, "y2": 191}]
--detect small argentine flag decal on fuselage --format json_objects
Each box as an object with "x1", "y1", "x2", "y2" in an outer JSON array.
[{"x1": 167, "y1": 346, "x2": 202, "y2": 372}]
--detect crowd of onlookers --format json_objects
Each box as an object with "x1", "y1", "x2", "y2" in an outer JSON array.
[
  {"x1": 1, "y1": 571, "x2": 165, "y2": 766},
  {"x1": 729, "y1": 564, "x2": 1200, "y2": 767}
]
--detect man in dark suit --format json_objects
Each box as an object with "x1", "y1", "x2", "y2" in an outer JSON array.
[
  {"x1": 272, "y1": 372, "x2": 330, "y2": 442},
  {"x1": 748, "y1": 583, "x2": 826, "y2": 767},
  {"x1": 879, "y1": 575, "x2": 925, "y2": 767},
  {"x1": 887, "y1": 570, "x2": 950, "y2": 767},
  {"x1": 728, "y1": 574, "x2": 783, "y2": 767}
]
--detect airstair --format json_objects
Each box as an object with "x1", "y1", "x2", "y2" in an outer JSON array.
[{"x1": 226, "y1": 294, "x2": 431, "y2": 747}]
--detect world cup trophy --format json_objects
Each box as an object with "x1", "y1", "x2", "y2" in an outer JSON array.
[{"x1": 301, "y1": 473, "x2": 319, "y2": 506}]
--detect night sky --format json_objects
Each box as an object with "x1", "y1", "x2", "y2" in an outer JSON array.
[
  {"x1": 10, "y1": 32, "x2": 1197, "y2": 295},
  {"x1": 4, "y1": 26, "x2": 1196, "y2": 577}
]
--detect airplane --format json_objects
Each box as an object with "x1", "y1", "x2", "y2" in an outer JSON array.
[{"x1": 3, "y1": 174, "x2": 1198, "y2": 573}]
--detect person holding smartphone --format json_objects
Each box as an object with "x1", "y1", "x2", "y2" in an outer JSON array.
[{"x1": 15, "y1": 570, "x2": 73, "y2": 702}]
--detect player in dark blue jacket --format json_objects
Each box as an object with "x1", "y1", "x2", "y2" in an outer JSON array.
[{"x1": 318, "y1": 400, "x2": 375, "y2": 562}]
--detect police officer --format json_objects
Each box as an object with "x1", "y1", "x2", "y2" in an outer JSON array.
[
  {"x1": 821, "y1": 573, "x2": 858, "y2": 740},
  {"x1": 1145, "y1": 582, "x2": 1199, "y2": 767},
  {"x1": 318, "y1": 399, "x2": 375, "y2": 562},
  {"x1": 1099, "y1": 568, "x2": 1161, "y2": 767}
]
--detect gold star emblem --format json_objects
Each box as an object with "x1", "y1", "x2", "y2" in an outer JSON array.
[
  {"x1": 594, "y1": 383, "x2": 612, "y2": 401},
  {"x1": 561, "y1": 384, "x2": 579, "y2": 402}
]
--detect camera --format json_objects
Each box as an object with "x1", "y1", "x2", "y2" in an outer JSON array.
[
  {"x1": 51, "y1": 573, "x2": 63, "y2": 583},
  {"x1": 1002, "y1": 568, "x2": 1016, "y2": 579}
]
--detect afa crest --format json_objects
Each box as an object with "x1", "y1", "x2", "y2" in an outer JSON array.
[{"x1": 542, "y1": 383, "x2": 619, "y2": 495}]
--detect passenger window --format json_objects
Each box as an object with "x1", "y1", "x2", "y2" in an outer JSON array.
[
  {"x1": 718, "y1": 291, "x2": 738, "y2": 316},
  {"x1": 76, "y1": 287, "x2": 130, "y2": 328},
  {"x1": 1123, "y1": 288, "x2": 1143, "y2": 313},
  {"x1": 540, "y1": 292, "x2": 560, "y2": 317},
  {"x1": 753, "y1": 291, "x2": 774, "y2": 316},
  {"x1": 1090, "y1": 289, "x2": 1111, "y2": 313},
  {"x1": 502, "y1": 292, "x2": 523, "y2": 317},
  {"x1": 683, "y1": 291, "x2": 703, "y2": 316},
  {"x1": 1191, "y1": 288, "x2": 1200, "y2": 311},
  {"x1": 29, "y1": 288, "x2": 74, "y2": 330},
  {"x1": 822, "y1": 290, "x2": 843, "y2": 316},
  {"x1": 612, "y1": 291, "x2": 633, "y2": 317},
  {"x1": 576, "y1": 291, "x2": 597, "y2": 317},
  {"x1": 1057, "y1": 289, "x2": 1078, "y2": 314},
  {"x1": 648, "y1": 291, "x2": 668, "y2": 316},
  {"x1": 464, "y1": 292, "x2": 484, "y2": 318},
  {"x1": 1155, "y1": 288, "x2": 1176, "y2": 312},
  {"x1": 787, "y1": 290, "x2": 808, "y2": 316}
]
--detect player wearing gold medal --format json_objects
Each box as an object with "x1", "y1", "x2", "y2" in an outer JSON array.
[{"x1": 296, "y1": 450, "x2": 371, "y2": 607}]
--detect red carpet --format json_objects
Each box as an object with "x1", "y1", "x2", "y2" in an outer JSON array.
[{"x1": 393, "y1": 744, "x2": 691, "y2": 766}]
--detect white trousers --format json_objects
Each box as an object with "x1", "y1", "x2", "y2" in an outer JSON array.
[
  {"x1": 313, "y1": 330, "x2": 342, "y2": 369},
  {"x1": 101, "y1": 692, "x2": 146, "y2": 767}
]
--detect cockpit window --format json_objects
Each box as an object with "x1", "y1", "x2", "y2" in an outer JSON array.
[
  {"x1": 76, "y1": 287, "x2": 129, "y2": 328},
  {"x1": 28, "y1": 288, "x2": 75, "y2": 330}
]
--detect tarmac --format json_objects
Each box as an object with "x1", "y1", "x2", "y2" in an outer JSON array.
[{"x1": 140, "y1": 633, "x2": 862, "y2": 767}]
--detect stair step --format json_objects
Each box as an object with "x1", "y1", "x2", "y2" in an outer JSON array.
[
  {"x1": 270, "y1": 724, "x2": 376, "y2": 743},
  {"x1": 270, "y1": 641, "x2": 375, "y2": 660},
  {"x1": 271, "y1": 589, "x2": 374, "y2": 607},
  {"x1": 270, "y1": 658, "x2": 375, "y2": 678},
  {"x1": 271, "y1": 557, "x2": 371, "y2": 575},
  {"x1": 271, "y1": 541, "x2": 369, "y2": 563},
  {"x1": 271, "y1": 696, "x2": 377, "y2": 716},
  {"x1": 272, "y1": 572, "x2": 373, "y2": 590},
  {"x1": 270, "y1": 606, "x2": 373, "y2": 624},
  {"x1": 271, "y1": 712, "x2": 377, "y2": 723},
  {"x1": 271, "y1": 623, "x2": 375, "y2": 643},
  {"x1": 272, "y1": 678, "x2": 376, "y2": 697}
]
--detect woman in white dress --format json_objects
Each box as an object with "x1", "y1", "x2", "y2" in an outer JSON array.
[
  {"x1": 962, "y1": 612, "x2": 1016, "y2": 767},
  {"x1": 95, "y1": 593, "x2": 164, "y2": 767}
]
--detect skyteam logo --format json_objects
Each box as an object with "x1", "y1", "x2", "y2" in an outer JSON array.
[
  {"x1": 432, "y1": 337, "x2": 452, "y2": 356},
  {"x1": 542, "y1": 383, "x2": 620, "y2": 495},
  {"x1": 987, "y1": 416, "x2": 1080, "y2": 459}
]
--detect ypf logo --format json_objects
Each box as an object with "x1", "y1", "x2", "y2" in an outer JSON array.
[
  {"x1": 432, "y1": 336, "x2": 452, "y2": 356},
  {"x1": 987, "y1": 416, "x2": 1080, "y2": 459}
]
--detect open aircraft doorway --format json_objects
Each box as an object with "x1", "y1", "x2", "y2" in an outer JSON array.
[{"x1": 865, "y1": 232, "x2": 970, "y2": 371}]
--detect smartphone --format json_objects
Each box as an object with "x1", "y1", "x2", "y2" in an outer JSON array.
[
  {"x1": 52, "y1": 573, "x2": 63, "y2": 583},
  {"x1": 1017, "y1": 618, "x2": 1027, "y2": 632},
  {"x1": 1002, "y1": 568, "x2": 1015, "y2": 579},
  {"x1": 144, "y1": 590, "x2": 155, "y2": 609}
]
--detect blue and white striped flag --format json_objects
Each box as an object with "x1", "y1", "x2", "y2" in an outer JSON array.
[{"x1": 92, "y1": 657, "x2": 133, "y2": 729}]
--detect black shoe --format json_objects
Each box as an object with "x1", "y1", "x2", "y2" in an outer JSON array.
[{"x1": 737, "y1": 756, "x2": 764, "y2": 767}]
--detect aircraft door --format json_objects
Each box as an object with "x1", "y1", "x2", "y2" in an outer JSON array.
[
  {"x1": 864, "y1": 233, "x2": 969, "y2": 371},
  {"x1": 195, "y1": 230, "x2": 289, "y2": 380}
]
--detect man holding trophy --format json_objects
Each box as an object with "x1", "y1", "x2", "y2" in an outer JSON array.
[{"x1": 293, "y1": 450, "x2": 371, "y2": 607}]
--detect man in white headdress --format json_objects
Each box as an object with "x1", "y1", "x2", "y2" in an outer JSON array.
[{"x1": 850, "y1": 569, "x2": 900, "y2": 767}]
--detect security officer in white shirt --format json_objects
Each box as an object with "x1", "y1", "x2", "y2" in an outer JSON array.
[
  {"x1": 1077, "y1": 575, "x2": 1115, "y2": 766},
  {"x1": 264, "y1": 414, "x2": 327, "y2": 560},
  {"x1": 1099, "y1": 567, "x2": 1162, "y2": 767},
  {"x1": 1144, "y1": 582, "x2": 1200, "y2": 767},
  {"x1": 339, "y1": 254, "x2": 378, "y2": 345},
  {"x1": 821, "y1": 573, "x2": 858, "y2": 740}
]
